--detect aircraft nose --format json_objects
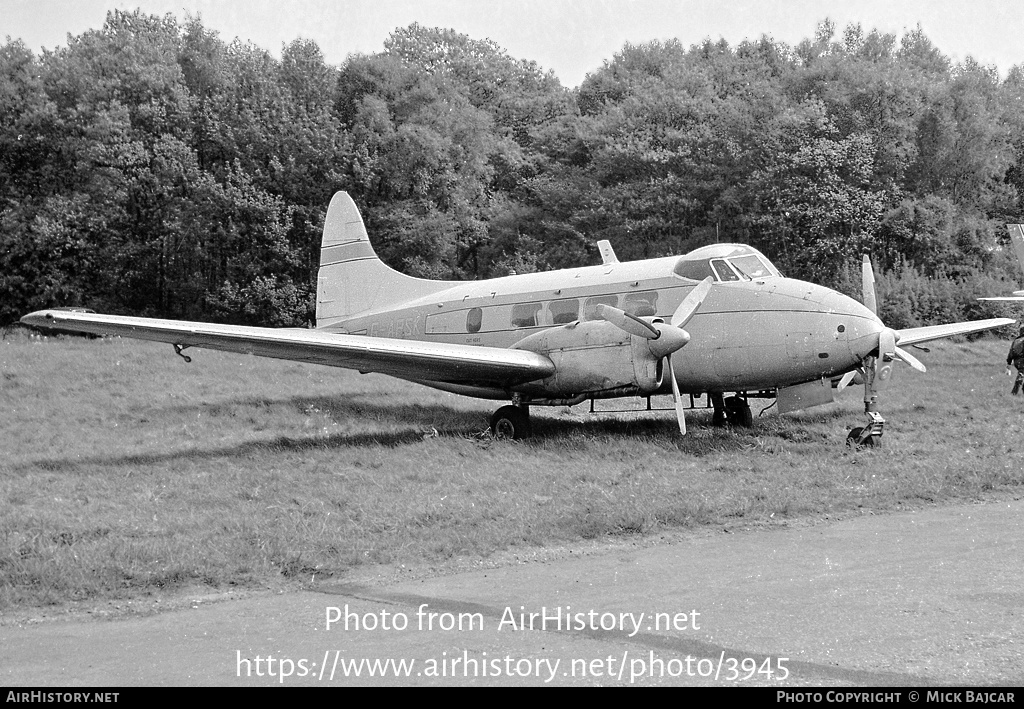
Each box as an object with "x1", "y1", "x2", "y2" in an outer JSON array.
[{"x1": 820, "y1": 289, "x2": 883, "y2": 359}]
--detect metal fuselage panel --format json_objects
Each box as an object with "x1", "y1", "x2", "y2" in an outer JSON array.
[{"x1": 322, "y1": 259, "x2": 883, "y2": 396}]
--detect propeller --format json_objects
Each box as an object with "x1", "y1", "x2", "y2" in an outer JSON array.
[
  {"x1": 836, "y1": 369, "x2": 861, "y2": 392},
  {"x1": 895, "y1": 344, "x2": 926, "y2": 372},
  {"x1": 665, "y1": 278, "x2": 714, "y2": 434},
  {"x1": 594, "y1": 304, "x2": 660, "y2": 339},
  {"x1": 855, "y1": 256, "x2": 926, "y2": 411},
  {"x1": 595, "y1": 277, "x2": 713, "y2": 435},
  {"x1": 861, "y1": 255, "x2": 877, "y2": 316},
  {"x1": 671, "y1": 277, "x2": 714, "y2": 329},
  {"x1": 875, "y1": 326, "x2": 896, "y2": 389}
]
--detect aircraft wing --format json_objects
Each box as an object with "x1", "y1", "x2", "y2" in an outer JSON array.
[
  {"x1": 19, "y1": 310, "x2": 555, "y2": 386},
  {"x1": 896, "y1": 318, "x2": 1016, "y2": 347},
  {"x1": 978, "y1": 296, "x2": 1024, "y2": 301}
]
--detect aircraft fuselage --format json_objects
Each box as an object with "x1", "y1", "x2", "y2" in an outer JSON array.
[{"x1": 323, "y1": 254, "x2": 883, "y2": 396}]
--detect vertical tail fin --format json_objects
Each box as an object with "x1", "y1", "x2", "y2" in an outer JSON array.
[
  {"x1": 316, "y1": 192, "x2": 457, "y2": 328},
  {"x1": 1008, "y1": 225, "x2": 1024, "y2": 279}
]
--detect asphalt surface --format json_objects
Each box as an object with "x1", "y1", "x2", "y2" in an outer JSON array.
[{"x1": 2, "y1": 498, "x2": 1022, "y2": 686}]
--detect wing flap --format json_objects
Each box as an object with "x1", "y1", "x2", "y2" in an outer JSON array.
[
  {"x1": 20, "y1": 310, "x2": 555, "y2": 386},
  {"x1": 897, "y1": 318, "x2": 1016, "y2": 347}
]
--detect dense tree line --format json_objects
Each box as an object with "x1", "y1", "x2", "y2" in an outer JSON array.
[{"x1": 2, "y1": 11, "x2": 1023, "y2": 329}]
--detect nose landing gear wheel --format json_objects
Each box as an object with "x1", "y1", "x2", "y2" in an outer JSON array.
[
  {"x1": 846, "y1": 412, "x2": 885, "y2": 448},
  {"x1": 490, "y1": 405, "x2": 532, "y2": 440}
]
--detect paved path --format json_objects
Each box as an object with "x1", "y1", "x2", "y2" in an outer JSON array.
[{"x1": 2, "y1": 499, "x2": 1022, "y2": 686}]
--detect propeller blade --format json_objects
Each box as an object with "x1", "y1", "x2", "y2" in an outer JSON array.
[
  {"x1": 671, "y1": 277, "x2": 714, "y2": 328},
  {"x1": 894, "y1": 346, "x2": 927, "y2": 373},
  {"x1": 668, "y1": 356, "x2": 686, "y2": 435},
  {"x1": 862, "y1": 255, "x2": 877, "y2": 315},
  {"x1": 875, "y1": 328, "x2": 897, "y2": 389},
  {"x1": 836, "y1": 370, "x2": 859, "y2": 392},
  {"x1": 594, "y1": 304, "x2": 660, "y2": 339}
]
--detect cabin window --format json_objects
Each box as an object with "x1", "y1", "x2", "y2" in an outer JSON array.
[
  {"x1": 426, "y1": 310, "x2": 465, "y2": 334},
  {"x1": 549, "y1": 299, "x2": 580, "y2": 324},
  {"x1": 711, "y1": 259, "x2": 741, "y2": 282},
  {"x1": 466, "y1": 307, "x2": 483, "y2": 333},
  {"x1": 673, "y1": 259, "x2": 715, "y2": 281},
  {"x1": 623, "y1": 291, "x2": 658, "y2": 317},
  {"x1": 511, "y1": 302, "x2": 542, "y2": 328},
  {"x1": 583, "y1": 295, "x2": 619, "y2": 320}
]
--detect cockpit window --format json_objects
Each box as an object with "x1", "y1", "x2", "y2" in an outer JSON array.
[
  {"x1": 673, "y1": 259, "x2": 715, "y2": 281},
  {"x1": 711, "y1": 259, "x2": 741, "y2": 282},
  {"x1": 730, "y1": 254, "x2": 772, "y2": 280},
  {"x1": 674, "y1": 246, "x2": 780, "y2": 282}
]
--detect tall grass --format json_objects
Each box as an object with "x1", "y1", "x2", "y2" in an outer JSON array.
[{"x1": 2, "y1": 329, "x2": 1022, "y2": 610}]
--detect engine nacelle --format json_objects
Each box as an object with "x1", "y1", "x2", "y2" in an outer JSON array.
[{"x1": 512, "y1": 320, "x2": 664, "y2": 397}]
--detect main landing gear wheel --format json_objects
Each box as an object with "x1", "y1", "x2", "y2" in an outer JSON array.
[
  {"x1": 724, "y1": 396, "x2": 753, "y2": 428},
  {"x1": 490, "y1": 405, "x2": 531, "y2": 440}
]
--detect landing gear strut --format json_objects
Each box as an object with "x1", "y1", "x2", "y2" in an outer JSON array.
[
  {"x1": 846, "y1": 353, "x2": 886, "y2": 449},
  {"x1": 490, "y1": 404, "x2": 531, "y2": 440}
]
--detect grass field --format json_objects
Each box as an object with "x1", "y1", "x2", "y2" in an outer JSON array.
[{"x1": 2, "y1": 328, "x2": 1023, "y2": 612}]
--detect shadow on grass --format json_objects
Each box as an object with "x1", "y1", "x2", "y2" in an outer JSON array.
[
  {"x1": 159, "y1": 392, "x2": 487, "y2": 424},
  {"x1": 163, "y1": 392, "x2": 739, "y2": 439},
  {"x1": 17, "y1": 394, "x2": 840, "y2": 473},
  {"x1": 134, "y1": 391, "x2": 725, "y2": 445},
  {"x1": 19, "y1": 429, "x2": 435, "y2": 472}
]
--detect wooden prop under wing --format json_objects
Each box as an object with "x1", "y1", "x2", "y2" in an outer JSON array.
[{"x1": 20, "y1": 310, "x2": 555, "y2": 386}]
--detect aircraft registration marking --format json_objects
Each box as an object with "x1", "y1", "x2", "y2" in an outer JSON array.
[{"x1": 370, "y1": 315, "x2": 422, "y2": 339}]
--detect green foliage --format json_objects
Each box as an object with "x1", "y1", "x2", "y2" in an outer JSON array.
[
  {"x1": 205, "y1": 275, "x2": 312, "y2": 327},
  {"x1": 2, "y1": 15, "x2": 1024, "y2": 327}
]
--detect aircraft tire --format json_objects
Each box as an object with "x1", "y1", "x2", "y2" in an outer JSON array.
[
  {"x1": 490, "y1": 405, "x2": 531, "y2": 440},
  {"x1": 846, "y1": 427, "x2": 863, "y2": 447},
  {"x1": 846, "y1": 427, "x2": 879, "y2": 448},
  {"x1": 724, "y1": 396, "x2": 753, "y2": 427}
]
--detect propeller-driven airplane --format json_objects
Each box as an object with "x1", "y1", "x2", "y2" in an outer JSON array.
[
  {"x1": 21, "y1": 192, "x2": 1015, "y2": 445},
  {"x1": 979, "y1": 224, "x2": 1024, "y2": 302}
]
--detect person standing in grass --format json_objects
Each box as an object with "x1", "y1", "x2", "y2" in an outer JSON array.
[{"x1": 1007, "y1": 326, "x2": 1024, "y2": 395}]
